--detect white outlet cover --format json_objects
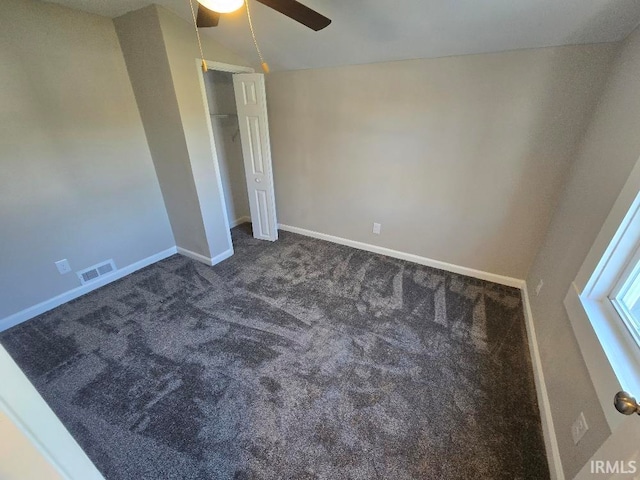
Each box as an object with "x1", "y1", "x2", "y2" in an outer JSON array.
[
  {"x1": 373, "y1": 223, "x2": 382, "y2": 235},
  {"x1": 55, "y1": 259, "x2": 71, "y2": 275},
  {"x1": 571, "y1": 411, "x2": 589, "y2": 444}
]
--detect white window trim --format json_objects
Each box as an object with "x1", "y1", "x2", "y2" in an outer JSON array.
[
  {"x1": 565, "y1": 154, "x2": 640, "y2": 431},
  {"x1": 609, "y1": 244, "x2": 640, "y2": 346}
]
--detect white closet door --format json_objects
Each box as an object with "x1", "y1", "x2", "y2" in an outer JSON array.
[{"x1": 233, "y1": 73, "x2": 278, "y2": 241}]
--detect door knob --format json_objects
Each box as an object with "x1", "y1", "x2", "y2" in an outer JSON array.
[
  {"x1": 614, "y1": 391, "x2": 640, "y2": 415},
  {"x1": 255, "y1": 178, "x2": 261, "y2": 183}
]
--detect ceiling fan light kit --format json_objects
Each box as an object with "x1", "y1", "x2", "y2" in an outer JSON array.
[
  {"x1": 199, "y1": 0, "x2": 244, "y2": 13},
  {"x1": 192, "y1": 0, "x2": 331, "y2": 74},
  {"x1": 196, "y1": 0, "x2": 331, "y2": 31}
]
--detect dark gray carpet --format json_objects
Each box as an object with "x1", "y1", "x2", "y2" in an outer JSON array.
[{"x1": 0, "y1": 224, "x2": 548, "y2": 479}]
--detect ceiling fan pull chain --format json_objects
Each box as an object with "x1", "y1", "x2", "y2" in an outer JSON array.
[
  {"x1": 246, "y1": 0, "x2": 269, "y2": 73},
  {"x1": 188, "y1": 0, "x2": 209, "y2": 72}
]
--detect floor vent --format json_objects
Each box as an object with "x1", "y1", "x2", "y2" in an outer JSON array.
[{"x1": 77, "y1": 260, "x2": 116, "y2": 285}]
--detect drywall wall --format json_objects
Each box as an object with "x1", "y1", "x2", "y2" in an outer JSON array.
[
  {"x1": 265, "y1": 44, "x2": 617, "y2": 279},
  {"x1": 116, "y1": 5, "x2": 251, "y2": 260},
  {"x1": 157, "y1": 5, "x2": 251, "y2": 257},
  {"x1": 0, "y1": 411, "x2": 62, "y2": 480},
  {"x1": 0, "y1": 345, "x2": 104, "y2": 479},
  {"x1": 114, "y1": 6, "x2": 211, "y2": 257},
  {"x1": 526, "y1": 25, "x2": 640, "y2": 478},
  {"x1": 204, "y1": 70, "x2": 250, "y2": 224},
  {"x1": 0, "y1": 0, "x2": 174, "y2": 320}
]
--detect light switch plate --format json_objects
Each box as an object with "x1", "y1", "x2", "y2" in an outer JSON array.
[{"x1": 572, "y1": 411, "x2": 588, "y2": 444}]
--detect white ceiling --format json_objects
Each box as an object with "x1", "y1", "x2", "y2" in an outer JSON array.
[{"x1": 45, "y1": 0, "x2": 640, "y2": 71}]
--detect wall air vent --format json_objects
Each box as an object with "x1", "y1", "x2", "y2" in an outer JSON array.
[{"x1": 77, "y1": 259, "x2": 116, "y2": 285}]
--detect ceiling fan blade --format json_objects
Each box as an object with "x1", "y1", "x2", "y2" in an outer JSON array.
[
  {"x1": 196, "y1": 4, "x2": 221, "y2": 28},
  {"x1": 254, "y1": 0, "x2": 331, "y2": 31}
]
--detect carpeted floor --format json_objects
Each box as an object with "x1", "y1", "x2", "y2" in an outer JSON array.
[{"x1": 0, "y1": 224, "x2": 548, "y2": 479}]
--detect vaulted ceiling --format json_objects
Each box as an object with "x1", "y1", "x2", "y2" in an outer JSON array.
[{"x1": 44, "y1": 0, "x2": 640, "y2": 71}]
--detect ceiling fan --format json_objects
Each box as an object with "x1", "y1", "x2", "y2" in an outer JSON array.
[{"x1": 196, "y1": 0, "x2": 332, "y2": 31}]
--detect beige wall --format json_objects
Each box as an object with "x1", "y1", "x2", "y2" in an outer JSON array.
[
  {"x1": 0, "y1": 0, "x2": 175, "y2": 320},
  {"x1": 265, "y1": 45, "x2": 617, "y2": 279},
  {"x1": 0, "y1": 345, "x2": 104, "y2": 479},
  {"x1": 158, "y1": 6, "x2": 250, "y2": 256},
  {"x1": 115, "y1": 6, "x2": 210, "y2": 256},
  {"x1": 526, "y1": 26, "x2": 640, "y2": 478},
  {"x1": 0, "y1": 411, "x2": 62, "y2": 480},
  {"x1": 116, "y1": 5, "x2": 250, "y2": 259}
]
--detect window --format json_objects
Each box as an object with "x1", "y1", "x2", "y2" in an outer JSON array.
[
  {"x1": 565, "y1": 157, "x2": 640, "y2": 431},
  {"x1": 611, "y1": 249, "x2": 640, "y2": 349}
]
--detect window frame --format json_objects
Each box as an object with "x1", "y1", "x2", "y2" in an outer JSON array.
[
  {"x1": 564, "y1": 155, "x2": 640, "y2": 431},
  {"x1": 610, "y1": 244, "x2": 640, "y2": 349}
]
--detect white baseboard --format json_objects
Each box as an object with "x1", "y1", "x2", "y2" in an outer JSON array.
[
  {"x1": 278, "y1": 224, "x2": 524, "y2": 288},
  {"x1": 0, "y1": 247, "x2": 178, "y2": 333},
  {"x1": 230, "y1": 216, "x2": 251, "y2": 228},
  {"x1": 211, "y1": 248, "x2": 234, "y2": 265},
  {"x1": 176, "y1": 246, "x2": 234, "y2": 267},
  {"x1": 176, "y1": 247, "x2": 213, "y2": 265},
  {"x1": 521, "y1": 284, "x2": 564, "y2": 480},
  {"x1": 0, "y1": 244, "x2": 236, "y2": 333}
]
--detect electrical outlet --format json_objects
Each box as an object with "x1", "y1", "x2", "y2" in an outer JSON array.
[
  {"x1": 373, "y1": 223, "x2": 382, "y2": 235},
  {"x1": 55, "y1": 259, "x2": 71, "y2": 275},
  {"x1": 535, "y1": 279, "x2": 544, "y2": 296},
  {"x1": 572, "y1": 411, "x2": 589, "y2": 444}
]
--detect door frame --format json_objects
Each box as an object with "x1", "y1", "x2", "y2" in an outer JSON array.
[
  {"x1": 206, "y1": 61, "x2": 254, "y2": 74},
  {"x1": 195, "y1": 59, "x2": 255, "y2": 258},
  {"x1": 0, "y1": 345, "x2": 105, "y2": 479}
]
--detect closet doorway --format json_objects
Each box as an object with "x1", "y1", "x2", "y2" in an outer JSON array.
[{"x1": 200, "y1": 61, "x2": 279, "y2": 243}]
